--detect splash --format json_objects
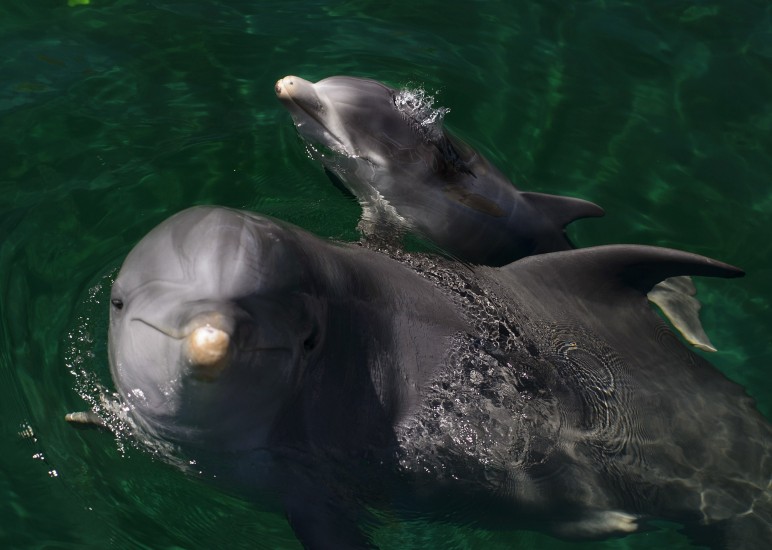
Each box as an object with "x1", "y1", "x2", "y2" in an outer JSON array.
[
  {"x1": 393, "y1": 86, "x2": 450, "y2": 143},
  {"x1": 64, "y1": 268, "x2": 130, "y2": 454},
  {"x1": 18, "y1": 421, "x2": 59, "y2": 478},
  {"x1": 64, "y1": 267, "x2": 180, "y2": 463}
]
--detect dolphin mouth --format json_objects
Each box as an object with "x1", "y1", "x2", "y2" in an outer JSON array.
[
  {"x1": 275, "y1": 75, "x2": 351, "y2": 156},
  {"x1": 130, "y1": 317, "x2": 293, "y2": 355},
  {"x1": 131, "y1": 317, "x2": 188, "y2": 339},
  {"x1": 275, "y1": 75, "x2": 321, "y2": 118}
]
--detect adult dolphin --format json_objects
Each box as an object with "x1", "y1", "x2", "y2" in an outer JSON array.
[
  {"x1": 69, "y1": 206, "x2": 770, "y2": 549},
  {"x1": 275, "y1": 75, "x2": 717, "y2": 352}
]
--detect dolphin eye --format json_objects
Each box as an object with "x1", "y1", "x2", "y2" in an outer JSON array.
[{"x1": 111, "y1": 299, "x2": 124, "y2": 310}]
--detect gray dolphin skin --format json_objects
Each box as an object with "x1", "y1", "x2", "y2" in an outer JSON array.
[
  {"x1": 274, "y1": 75, "x2": 718, "y2": 353},
  {"x1": 89, "y1": 206, "x2": 770, "y2": 549}
]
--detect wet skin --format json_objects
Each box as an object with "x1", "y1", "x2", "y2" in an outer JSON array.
[
  {"x1": 96, "y1": 206, "x2": 769, "y2": 549},
  {"x1": 275, "y1": 75, "x2": 720, "y2": 352}
]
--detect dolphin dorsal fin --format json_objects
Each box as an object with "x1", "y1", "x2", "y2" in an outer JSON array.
[
  {"x1": 506, "y1": 244, "x2": 743, "y2": 303},
  {"x1": 520, "y1": 191, "x2": 605, "y2": 229}
]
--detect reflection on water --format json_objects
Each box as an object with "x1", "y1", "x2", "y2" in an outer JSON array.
[{"x1": 1, "y1": 0, "x2": 770, "y2": 548}]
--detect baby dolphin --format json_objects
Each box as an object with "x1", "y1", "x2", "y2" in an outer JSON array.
[
  {"x1": 275, "y1": 75, "x2": 604, "y2": 264},
  {"x1": 275, "y1": 75, "x2": 718, "y2": 352},
  {"x1": 72, "y1": 206, "x2": 770, "y2": 549}
]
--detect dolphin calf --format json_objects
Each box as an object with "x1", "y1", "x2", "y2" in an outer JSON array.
[
  {"x1": 71, "y1": 206, "x2": 770, "y2": 549},
  {"x1": 275, "y1": 75, "x2": 604, "y2": 264},
  {"x1": 275, "y1": 75, "x2": 718, "y2": 352}
]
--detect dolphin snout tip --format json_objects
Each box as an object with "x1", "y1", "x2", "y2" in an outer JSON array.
[
  {"x1": 275, "y1": 75, "x2": 316, "y2": 103},
  {"x1": 275, "y1": 75, "x2": 296, "y2": 98},
  {"x1": 185, "y1": 325, "x2": 230, "y2": 381}
]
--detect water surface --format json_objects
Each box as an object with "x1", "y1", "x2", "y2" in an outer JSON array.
[{"x1": 1, "y1": 1, "x2": 770, "y2": 548}]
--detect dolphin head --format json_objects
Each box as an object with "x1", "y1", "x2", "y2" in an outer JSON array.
[{"x1": 108, "y1": 207, "x2": 322, "y2": 451}]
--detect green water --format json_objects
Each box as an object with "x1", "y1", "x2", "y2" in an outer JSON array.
[{"x1": 1, "y1": 1, "x2": 770, "y2": 548}]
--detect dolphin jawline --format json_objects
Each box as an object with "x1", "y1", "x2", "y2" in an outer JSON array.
[
  {"x1": 130, "y1": 318, "x2": 293, "y2": 354},
  {"x1": 131, "y1": 317, "x2": 188, "y2": 339},
  {"x1": 277, "y1": 78, "x2": 362, "y2": 160}
]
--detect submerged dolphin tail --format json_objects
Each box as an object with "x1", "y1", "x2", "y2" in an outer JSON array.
[
  {"x1": 520, "y1": 191, "x2": 606, "y2": 230},
  {"x1": 506, "y1": 244, "x2": 743, "y2": 305}
]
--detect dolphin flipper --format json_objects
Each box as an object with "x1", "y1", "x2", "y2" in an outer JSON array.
[
  {"x1": 553, "y1": 510, "x2": 639, "y2": 539},
  {"x1": 648, "y1": 276, "x2": 717, "y2": 352}
]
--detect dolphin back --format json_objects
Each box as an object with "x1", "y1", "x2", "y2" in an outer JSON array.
[{"x1": 494, "y1": 246, "x2": 770, "y2": 549}]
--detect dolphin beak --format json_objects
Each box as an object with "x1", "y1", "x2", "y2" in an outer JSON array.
[
  {"x1": 275, "y1": 75, "x2": 321, "y2": 114},
  {"x1": 274, "y1": 76, "x2": 291, "y2": 98},
  {"x1": 183, "y1": 314, "x2": 232, "y2": 382}
]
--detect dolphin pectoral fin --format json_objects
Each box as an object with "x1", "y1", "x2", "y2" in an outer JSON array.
[
  {"x1": 520, "y1": 191, "x2": 605, "y2": 229},
  {"x1": 553, "y1": 510, "x2": 639, "y2": 539},
  {"x1": 648, "y1": 276, "x2": 717, "y2": 352},
  {"x1": 64, "y1": 410, "x2": 107, "y2": 429}
]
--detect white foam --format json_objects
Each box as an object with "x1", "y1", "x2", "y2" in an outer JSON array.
[{"x1": 393, "y1": 87, "x2": 450, "y2": 142}]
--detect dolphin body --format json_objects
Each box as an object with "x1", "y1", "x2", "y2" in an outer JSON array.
[
  {"x1": 91, "y1": 205, "x2": 770, "y2": 549},
  {"x1": 275, "y1": 75, "x2": 718, "y2": 353},
  {"x1": 275, "y1": 75, "x2": 604, "y2": 265}
]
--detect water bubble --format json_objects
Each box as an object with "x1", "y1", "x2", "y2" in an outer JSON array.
[
  {"x1": 393, "y1": 87, "x2": 450, "y2": 143},
  {"x1": 18, "y1": 423, "x2": 36, "y2": 441}
]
